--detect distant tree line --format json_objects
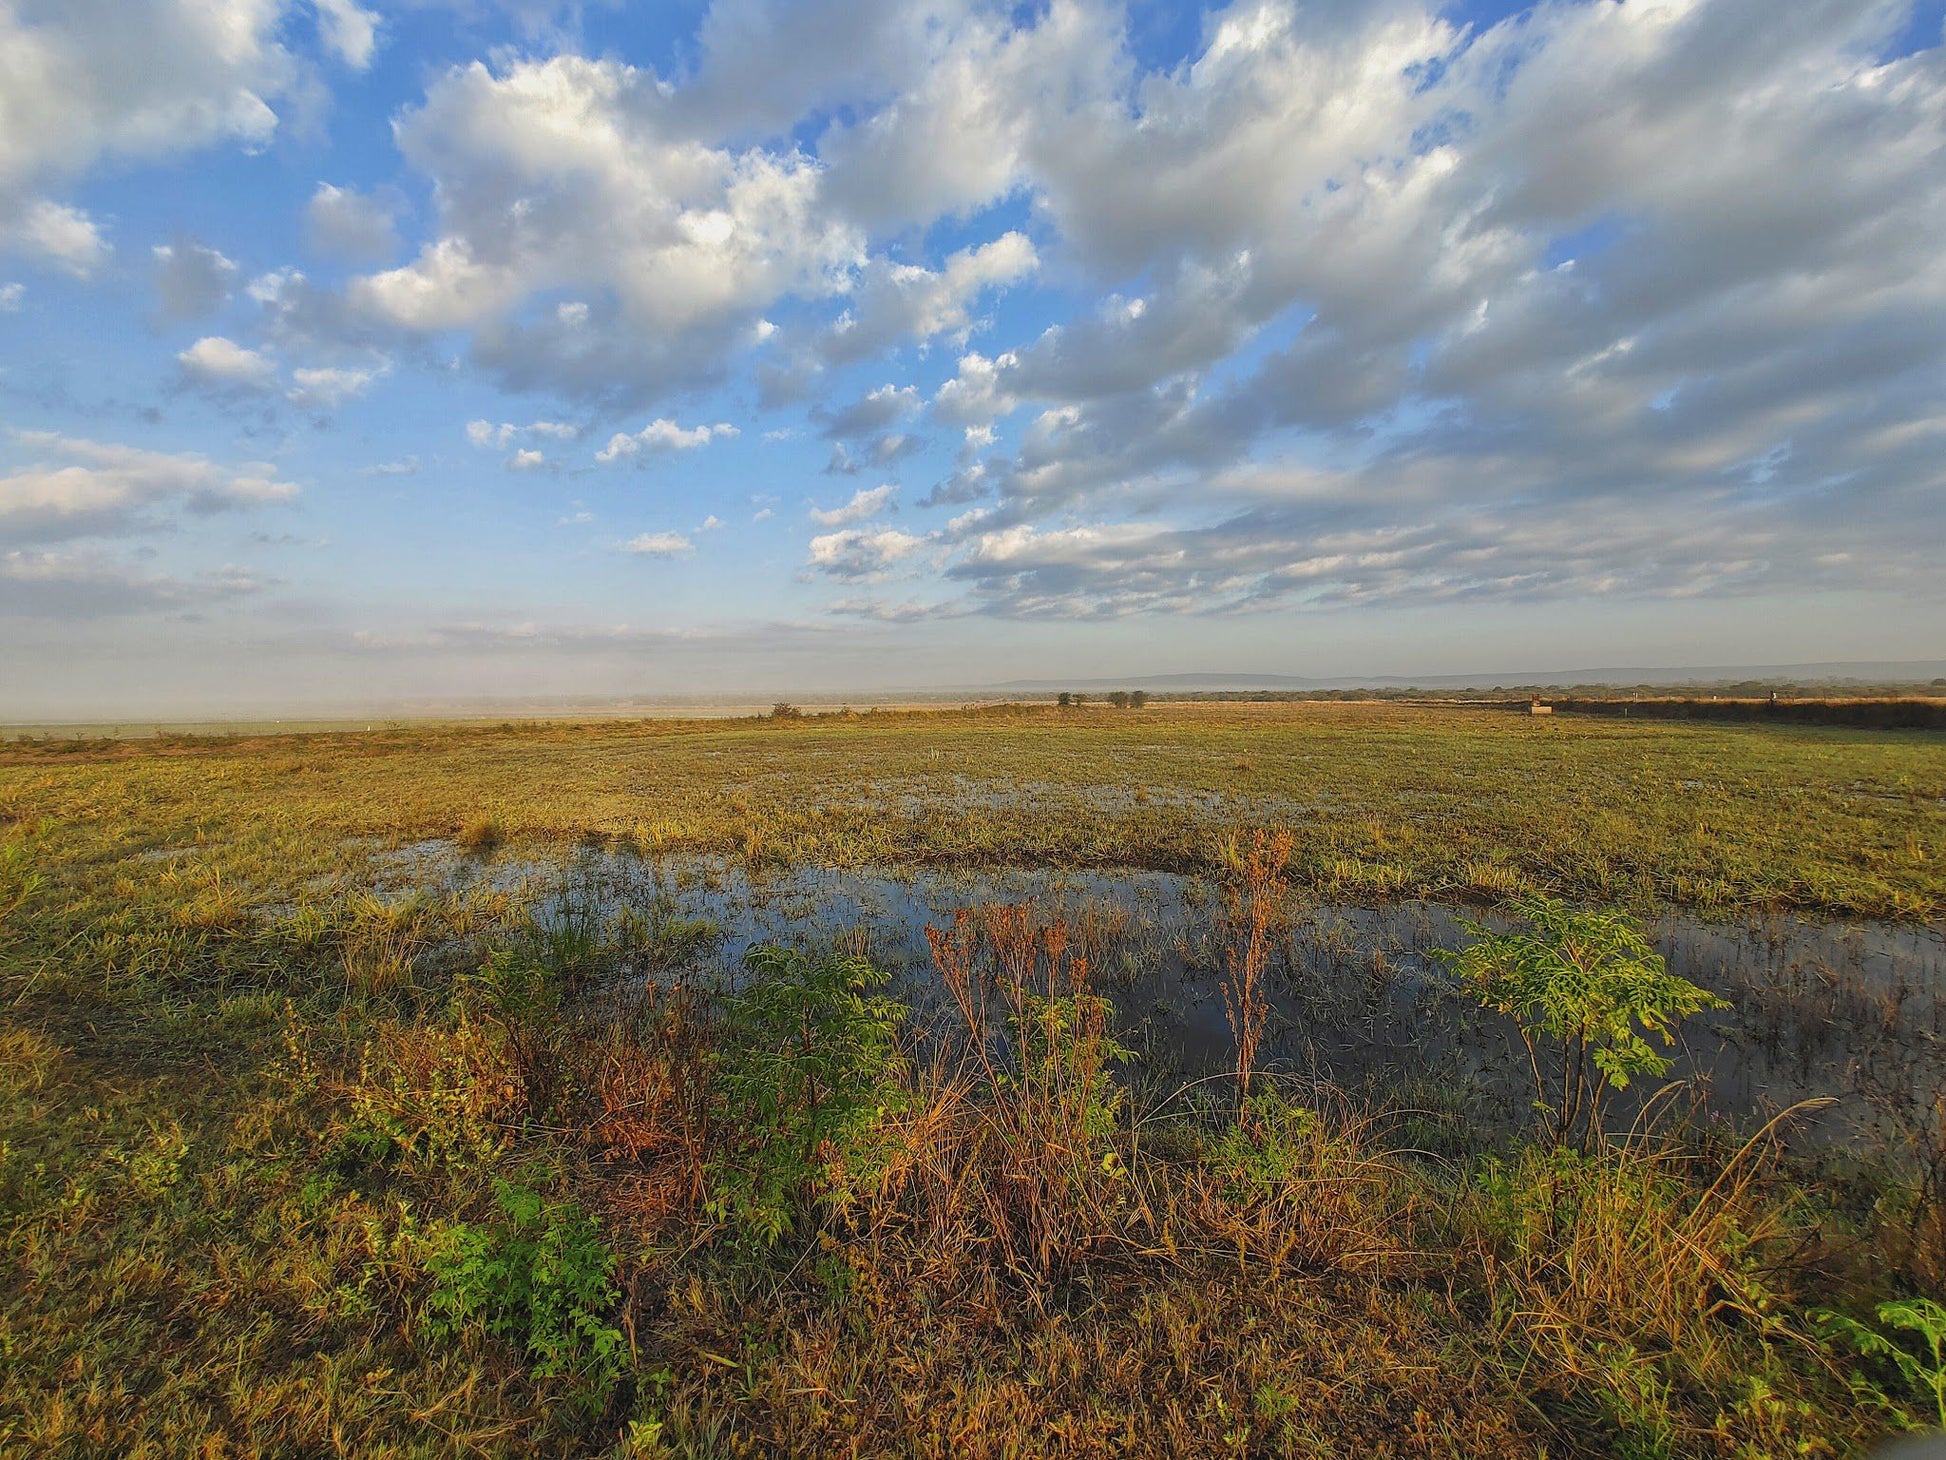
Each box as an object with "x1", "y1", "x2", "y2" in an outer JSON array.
[{"x1": 1055, "y1": 690, "x2": 1147, "y2": 709}]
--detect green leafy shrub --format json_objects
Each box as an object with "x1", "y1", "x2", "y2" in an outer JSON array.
[
  {"x1": 1440, "y1": 895, "x2": 1724, "y2": 1146},
  {"x1": 1816, "y1": 1297, "x2": 1946, "y2": 1428},
  {"x1": 705, "y1": 945, "x2": 906, "y2": 1247},
  {"x1": 424, "y1": 1179, "x2": 625, "y2": 1404},
  {"x1": 1208, "y1": 1093, "x2": 1323, "y2": 1198}
]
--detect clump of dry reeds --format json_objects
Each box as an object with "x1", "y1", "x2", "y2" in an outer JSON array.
[
  {"x1": 455, "y1": 816, "x2": 503, "y2": 853},
  {"x1": 1451, "y1": 1107, "x2": 1826, "y2": 1442},
  {"x1": 882, "y1": 905, "x2": 1134, "y2": 1290}
]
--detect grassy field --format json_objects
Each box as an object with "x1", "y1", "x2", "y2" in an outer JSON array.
[{"x1": 2, "y1": 702, "x2": 1943, "y2": 1458}]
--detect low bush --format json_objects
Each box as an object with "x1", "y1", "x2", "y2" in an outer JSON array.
[
  {"x1": 1817, "y1": 1297, "x2": 1946, "y2": 1430},
  {"x1": 456, "y1": 816, "x2": 504, "y2": 852},
  {"x1": 1453, "y1": 1131, "x2": 1831, "y2": 1454},
  {"x1": 706, "y1": 945, "x2": 906, "y2": 1247},
  {"x1": 1189, "y1": 1089, "x2": 1406, "y2": 1275},
  {"x1": 423, "y1": 1179, "x2": 626, "y2": 1409},
  {"x1": 1440, "y1": 895, "x2": 1725, "y2": 1148}
]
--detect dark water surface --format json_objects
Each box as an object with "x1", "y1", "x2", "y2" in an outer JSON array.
[{"x1": 381, "y1": 840, "x2": 1946, "y2": 1148}]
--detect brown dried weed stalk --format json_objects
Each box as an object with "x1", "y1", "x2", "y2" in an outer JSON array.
[{"x1": 1217, "y1": 828, "x2": 1294, "y2": 1110}]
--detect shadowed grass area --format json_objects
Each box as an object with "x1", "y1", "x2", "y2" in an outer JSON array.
[{"x1": 1, "y1": 703, "x2": 1942, "y2": 1456}]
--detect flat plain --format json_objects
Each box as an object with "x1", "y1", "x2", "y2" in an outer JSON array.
[{"x1": 3, "y1": 702, "x2": 1943, "y2": 1458}]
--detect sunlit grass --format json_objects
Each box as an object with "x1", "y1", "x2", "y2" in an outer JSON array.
[
  {"x1": 1, "y1": 702, "x2": 1942, "y2": 1456},
  {"x1": 3, "y1": 701, "x2": 1940, "y2": 927}
]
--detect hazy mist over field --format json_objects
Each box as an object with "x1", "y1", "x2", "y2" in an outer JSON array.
[{"x1": 3, "y1": 0, "x2": 1945, "y2": 716}]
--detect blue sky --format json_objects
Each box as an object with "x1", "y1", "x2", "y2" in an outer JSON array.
[{"x1": 2, "y1": 0, "x2": 1943, "y2": 716}]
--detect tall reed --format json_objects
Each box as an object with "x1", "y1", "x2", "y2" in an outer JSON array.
[{"x1": 1217, "y1": 828, "x2": 1294, "y2": 1110}]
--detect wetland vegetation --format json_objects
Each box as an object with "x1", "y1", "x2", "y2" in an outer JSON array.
[{"x1": 2, "y1": 701, "x2": 1943, "y2": 1457}]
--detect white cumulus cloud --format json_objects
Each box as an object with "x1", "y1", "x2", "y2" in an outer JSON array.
[
  {"x1": 0, "y1": 0, "x2": 292, "y2": 274},
  {"x1": 808, "y1": 483, "x2": 898, "y2": 527},
  {"x1": 153, "y1": 239, "x2": 239, "y2": 320},
  {"x1": 0, "y1": 431, "x2": 298, "y2": 545},
  {"x1": 595, "y1": 419, "x2": 738, "y2": 464},
  {"x1": 305, "y1": 183, "x2": 399, "y2": 262},
  {"x1": 312, "y1": 0, "x2": 380, "y2": 70},
  {"x1": 622, "y1": 530, "x2": 695, "y2": 557},
  {"x1": 5, "y1": 201, "x2": 111, "y2": 277},
  {"x1": 177, "y1": 335, "x2": 277, "y2": 394},
  {"x1": 805, "y1": 525, "x2": 927, "y2": 580},
  {"x1": 288, "y1": 362, "x2": 387, "y2": 408}
]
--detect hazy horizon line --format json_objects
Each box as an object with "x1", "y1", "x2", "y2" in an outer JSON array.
[{"x1": 9, "y1": 657, "x2": 1945, "y2": 729}]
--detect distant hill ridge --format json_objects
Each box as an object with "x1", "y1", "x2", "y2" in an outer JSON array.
[{"x1": 996, "y1": 661, "x2": 1946, "y2": 693}]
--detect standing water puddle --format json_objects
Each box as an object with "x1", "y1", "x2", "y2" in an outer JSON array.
[{"x1": 378, "y1": 841, "x2": 1946, "y2": 1149}]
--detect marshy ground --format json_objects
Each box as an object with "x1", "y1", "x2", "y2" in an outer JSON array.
[{"x1": 2, "y1": 701, "x2": 1943, "y2": 1457}]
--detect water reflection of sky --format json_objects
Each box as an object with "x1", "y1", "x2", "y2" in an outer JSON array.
[{"x1": 381, "y1": 841, "x2": 1946, "y2": 1152}]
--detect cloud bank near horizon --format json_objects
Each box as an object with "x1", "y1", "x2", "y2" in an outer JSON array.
[{"x1": 1, "y1": 0, "x2": 1943, "y2": 710}]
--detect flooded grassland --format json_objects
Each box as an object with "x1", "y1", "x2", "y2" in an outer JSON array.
[{"x1": 3, "y1": 703, "x2": 1944, "y2": 1458}]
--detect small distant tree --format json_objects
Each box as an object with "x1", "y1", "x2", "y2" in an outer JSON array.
[
  {"x1": 1439, "y1": 895, "x2": 1725, "y2": 1148},
  {"x1": 1129, "y1": 690, "x2": 1148, "y2": 709},
  {"x1": 1073, "y1": 693, "x2": 1089, "y2": 706},
  {"x1": 1057, "y1": 692, "x2": 1073, "y2": 708},
  {"x1": 1107, "y1": 691, "x2": 1131, "y2": 709},
  {"x1": 769, "y1": 702, "x2": 802, "y2": 721}
]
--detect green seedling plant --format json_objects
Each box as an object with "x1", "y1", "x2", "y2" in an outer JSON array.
[
  {"x1": 1816, "y1": 1298, "x2": 1946, "y2": 1429},
  {"x1": 1209, "y1": 1091, "x2": 1324, "y2": 1200},
  {"x1": 706, "y1": 944, "x2": 907, "y2": 1247},
  {"x1": 1005, "y1": 980, "x2": 1132, "y2": 1147},
  {"x1": 422, "y1": 1178, "x2": 625, "y2": 1409},
  {"x1": 1440, "y1": 895, "x2": 1725, "y2": 1147}
]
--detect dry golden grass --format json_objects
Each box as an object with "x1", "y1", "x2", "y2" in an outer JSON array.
[{"x1": 1, "y1": 703, "x2": 1941, "y2": 1457}]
